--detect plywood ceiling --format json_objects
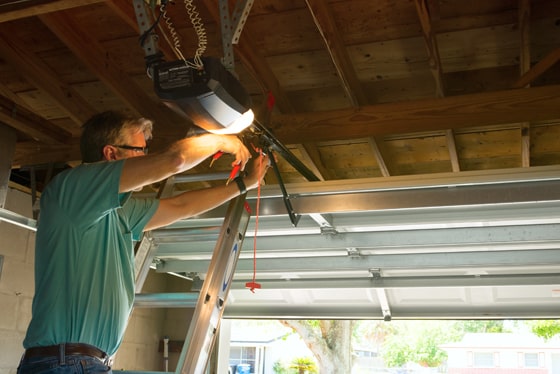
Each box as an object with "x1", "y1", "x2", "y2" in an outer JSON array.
[{"x1": 1, "y1": 0, "x2": 559, "y2": 181}]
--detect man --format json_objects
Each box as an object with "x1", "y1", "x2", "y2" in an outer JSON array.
[{"x1": 18, "y1": 111, "x2": 270, "y2": 373}]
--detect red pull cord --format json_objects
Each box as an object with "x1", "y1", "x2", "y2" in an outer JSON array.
[
  {"x1": 245, "y1": 150, "x2": 264, "y2": 292},
  {"x1": 246, "y1": 93, "x2": 275, "y2": 292}
]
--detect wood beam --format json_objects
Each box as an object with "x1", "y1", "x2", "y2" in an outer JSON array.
[
  {"x1": 519, "y1": 0, "x2": 531, "y2": 168},
  {"x1": 305, "y1": 0, "x2": 368, "y2": 107},
  {"x1": 512, "y1": 47, "x2": 560, "y2": 89},
  {"x1": 0, "y1": 25, "x2": 97, "y2": 125},
  {"x1": 111, "y1": 0, "x2": 295, "y2": 119},
  {"x1": 0, "y1": 0, "x2": 104, "y2": 23},
  {"x1": 0, "y1": 124, "x2": 16, "y2": 207},
  {"x1": 269, "y1": 85, "x2": 560, "y2": 144},
  {"x1": 414, "y1": 0, "x2": 445, "y2": 98},
  {"x1": 414, "y1": 0, "x2": 460, "y2": 172},
  {"x1": 203, "y1": 0, "x2": 294, "y2": 114},
  {"x1": 368, "y1": 137, "x2": 390, "y2": 177},
  {"x1": 445, "y1": 129, "x2": 460, "y2": 172},
  {"x1": 39, "y1": 10, "x2": 184, "y2": 138},
  {"x1": 0, "y1": 95, "x2": 71, "y2": 144},
  {"x1": 13, "y1": 140, "x2": 80, "y2": 169},
  {"x1": 105, "y1": 0, "x2": 179, "y2": 63},
  {"x1": 295, "y1": 144, "x2": 329, "y2": 181},
  {"x1": 0, "y1": 82, "x2": 28, "y2": 107},
  {"x1": 236, "y1": 34, "x2": 294, "y2": 114},
  {"x1": 414, "y1": 0, "x2": 458, "y2": 172}
]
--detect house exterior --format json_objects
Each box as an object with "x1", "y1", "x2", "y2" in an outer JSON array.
[
  {"x1": 224, "y1": 320, "x2": 382, "y2": 373},
  {"x1": 223, "y1": 320, "x2": 315, "y2": 374},
  {"x1": 440, "y1": 333, "x2": 560, "y2": 374}
]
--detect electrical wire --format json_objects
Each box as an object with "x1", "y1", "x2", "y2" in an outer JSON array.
[
  {"x1": 182, "y1": 0, "x2": 207, "y2": 68},
  {"x1": 160, "y1": 1, "x2": 188, "y2": 63},
  {"x1": 158, "y1": 0, "x2": 207, "y2": 69}
]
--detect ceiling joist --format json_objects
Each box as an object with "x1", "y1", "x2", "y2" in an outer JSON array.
[
  {"x1": 305, "y1": 0, "x2": 368, "y2": 107},
  {"x1": 0, "y1": 0, "x2": 103, "y2": 23},
  {"x1": 270, "y1": 84, "x2": 560, "y2": 144}
]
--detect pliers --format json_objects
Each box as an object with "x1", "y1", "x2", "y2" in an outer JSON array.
[
  {"x1": 210, "y1": 151, "x2": 242, "y2": 185},
  {"x1": 209, "y1": 151, "x2": 224, "y2": 168}
]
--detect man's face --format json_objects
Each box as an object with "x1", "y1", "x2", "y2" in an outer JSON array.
[
  {"x1": 105, "y1": 130, "x2": 148, "y2": 192},
  {"x1": 106, "y1": 130, "x2": 148, "y2": 161}
]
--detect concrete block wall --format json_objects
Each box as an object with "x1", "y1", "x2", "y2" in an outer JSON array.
[
  {"x1": 116, "y1": 274, "x2": 194, "y2": 372},
  {"x1": 161, "y1": 278, "x2": 193, "y2": 372},
  {"x1": 0, "y1": 188, "x2": 35, "y2": 374},
  {"x1": 0, "y1": 188, "x2": 188, "y2": 373},
  {"x1": 113, "y1": 271, "x2": 168, "y2": 371}
]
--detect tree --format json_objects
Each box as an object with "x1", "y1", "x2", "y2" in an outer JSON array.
[
  {"x1": 273, "y1": 357, "x2": 318, "y2": 374},
  {"x1": 354, "y1": 320, "x2": 396, "y2": 349},
  {"x1": 452, "y1": 320, "x2": 506, "y2": 334},
  {"x1": 290, "y1": 357, "x2": 318, "y2": 374},
  {"x1": 380, "y1": 321, "x2": 462, "y2": 368},
  {"x1": 279, "y1": 320, "x2": 353, "y2": 374},
  {"x1": 527, "y1": 320, "x2": 560, "y2": 340}
]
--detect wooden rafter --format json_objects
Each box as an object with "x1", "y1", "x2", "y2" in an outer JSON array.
[
  {"x1": 304, "y1": 0, "x2": 368, "y2": 107},
  {"x1": 204, "y1": 0, "x2": 294, "y2": 114},
  {"x1": 414, "y1": 0, "x2": 445, "y2": 98},
  {"x1": 512, "y1": 48, "x2": 560, "y2": 89},
  {"x1": 0, "y1": 0, "x2": 103, "y2": 23},
  {"x1": 38, "y1": 10, "x2": 183, "y2": 138},
  {"x1": 368, "y1": 137, "x2": 390, "y2": 177},
  {"x1": 303, "y1": 0, "x2": 371, "y2": 178},
  {"x1": 413, "y1": 0, "x2": 460, "y2": 172},
  {"x1": 14, "y1": 84, "x2": 560, "y2": 167},
  {"x1": 295, "y1": 144, "x2": 329, "y2": 181},
  {"x1": 269, "y1": 85, "x2": 560, "y2": 144},
  {"x1": 0, "y1": 25, "x2": 97, "y2": 125},
  {"x1": 445, "y1": 129, "x2": 460, "y2": 173},
  {"x1": 235, "y1": 33, "x2": 294, "y2": 114},
  {"x1": 518, "y1": 0, "x2": 531, "y2": 168},
  {"x1": 105, "y1": 0, "x2": 180, "y2": 64},
  {"x1": 0, "y1": 95, "x2": 71, "y2": 144},
  {"x1": 14, "y1": 140, "x2": 80, "y2": 168}
]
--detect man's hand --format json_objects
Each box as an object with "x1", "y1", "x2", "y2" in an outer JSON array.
[
  {"x1": 145, "y1": 151, "x2": 271, "y2": 231},
  {"x1": 214, "y1": 134, "x2": 252, "y2": 170},
  {"x1": 244, "y1": 153, "x2": 271, "y2": 190}
]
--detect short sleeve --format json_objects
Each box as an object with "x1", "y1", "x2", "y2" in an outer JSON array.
[
  {"x1": 121, "y1": 197, "x2": 160, "y2": 240},
  {"x1": 41, "y1": 161, "x2": 125, "y2": 229}
]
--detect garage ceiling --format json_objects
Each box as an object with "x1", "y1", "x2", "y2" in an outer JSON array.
[{"x1": 2, "y1": 0, "x2": 560, "y2": 319}]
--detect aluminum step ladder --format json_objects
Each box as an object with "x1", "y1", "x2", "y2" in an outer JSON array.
[{"x1": 132, "y1": 187, "x2": 251, "y2": 374}]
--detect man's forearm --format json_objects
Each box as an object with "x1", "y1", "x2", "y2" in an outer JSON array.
[
  {"x1": 119, "y1": 134, "x2": 247, "y2": 193},
  {"x1": 144, "y1": 178, "x2": 246, "y2": 231}
]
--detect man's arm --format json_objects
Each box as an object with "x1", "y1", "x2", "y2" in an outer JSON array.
[
  {"x1": 119, "y1": 133, "x2": 251, "y2": 193},
  {"x1": 144, "y1": 153, "x2": 270, "y2": 231}
]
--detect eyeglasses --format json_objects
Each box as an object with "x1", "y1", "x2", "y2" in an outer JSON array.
[{"x1": 112, "y1": 144, "x2": 149, "y2": 154}]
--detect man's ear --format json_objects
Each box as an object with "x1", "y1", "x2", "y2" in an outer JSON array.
[{"x1": 102, "y1": 145, "x2": 117, "y2": 161}]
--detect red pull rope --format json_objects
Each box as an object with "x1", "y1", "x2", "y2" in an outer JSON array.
[{"x1": 245, "y1": 150, "x2": 264, "y2": 293}]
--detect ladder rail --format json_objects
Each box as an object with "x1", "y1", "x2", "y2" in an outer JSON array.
[{"x1": 175, "y1": 194, "x2": 251, "y2": 374}]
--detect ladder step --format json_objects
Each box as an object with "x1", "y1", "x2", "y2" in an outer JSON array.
[{"x1": 134, "y1": 292, "x2": 199, "y2": 308}]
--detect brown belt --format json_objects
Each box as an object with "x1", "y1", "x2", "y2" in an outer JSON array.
[{"x1": 23, "y1": 343, "x2": 108, "y2": 362}]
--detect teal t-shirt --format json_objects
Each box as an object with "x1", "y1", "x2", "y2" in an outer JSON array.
[{"x1": 23, "y1": 160, "x2": 159, "y2": 356}]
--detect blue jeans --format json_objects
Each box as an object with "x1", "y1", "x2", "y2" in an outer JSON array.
[{"x1": 17, "y1": 355, "x2": 112, "y2": 374}]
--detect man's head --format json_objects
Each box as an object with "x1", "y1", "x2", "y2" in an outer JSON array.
[{"x1": 80, "y1": 111, "x2": 153, "y2": 163}]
